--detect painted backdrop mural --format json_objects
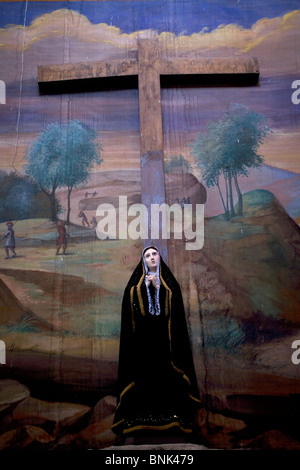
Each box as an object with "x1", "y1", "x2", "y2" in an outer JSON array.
[{"x1": 0, "y1": 0, "x2": 299, "y2": 450}]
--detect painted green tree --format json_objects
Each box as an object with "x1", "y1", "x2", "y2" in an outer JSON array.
[
  {"x1": 25, "y1": 120, "x2": 102, "y2": 222},
  {"x1": 0, "y1": 171, "x2": 51, "y2": 222},
  {"x1": 191, "y1": 104, "x2": 271, "y2": 220}
]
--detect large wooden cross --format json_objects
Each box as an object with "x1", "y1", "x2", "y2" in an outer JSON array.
[{"x1": 38, "y1": 39, "x2": 259, "y2": 262}]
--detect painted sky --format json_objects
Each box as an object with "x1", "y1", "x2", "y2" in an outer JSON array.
[
  {"x1": 0, "y1": 1, "x2": 299, "y2": 173},
  {"x1": 1, "y1": 0, "x2": 300, "y2": 34}
]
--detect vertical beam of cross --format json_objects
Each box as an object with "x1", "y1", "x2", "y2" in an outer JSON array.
[{"x1": 137, "y1": 39, "x2": 168, "y2": 260}]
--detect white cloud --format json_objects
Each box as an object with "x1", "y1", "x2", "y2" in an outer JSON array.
[{"x1": 0, "y1": 8, "x2": 299, "y2": 77}]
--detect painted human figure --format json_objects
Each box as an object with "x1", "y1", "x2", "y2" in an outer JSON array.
[
  {"x1": 90, "y1": 216, "x2": 97, "y2": 231},
  {"x1": 56, "y1": 220, "x2": 68, "y2": 255},
  {"x1": 112, "y1": 245, "x2": 201, "y2": 438},
  {"x1": 3, "y1": 222, "x2": 17, "y2": 259},
  {"x1": 78, "y1": 210, "x2": 90, "y2": 227}
]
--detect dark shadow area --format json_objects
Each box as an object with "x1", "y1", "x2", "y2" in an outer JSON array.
[{"x1": 38, "y1": 72, "x2": 259, "y2": 95}]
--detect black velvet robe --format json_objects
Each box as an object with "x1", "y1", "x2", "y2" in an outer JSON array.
[{"x1": 112, "y1": 256, "x2": 201, "y2": 437}]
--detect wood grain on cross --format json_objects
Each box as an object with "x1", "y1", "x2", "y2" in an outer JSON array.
[{"x1": 38, "y1": 39, "x2": 259, "y2": 261}]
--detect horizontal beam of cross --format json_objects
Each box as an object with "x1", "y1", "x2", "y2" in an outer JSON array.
[{"x1": 38, "y1": 56, "x2": 259, "y2": 89}]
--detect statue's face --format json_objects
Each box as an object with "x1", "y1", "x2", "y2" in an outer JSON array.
[{"x1": 144, "y1": 248, "x2": 160, "y2": 272}]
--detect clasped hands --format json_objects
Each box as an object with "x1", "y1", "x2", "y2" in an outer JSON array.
[{"x1": 146, "y1": 274, "x2": 159, "y2": 290}]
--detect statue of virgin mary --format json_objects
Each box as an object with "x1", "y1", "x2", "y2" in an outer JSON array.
[{"x1": 112, "y1": 246, "x2": 201, "y2": 437}]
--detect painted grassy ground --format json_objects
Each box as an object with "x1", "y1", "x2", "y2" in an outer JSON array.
[{"x1": 0, "y1": 218, "x2": 143, "y2": 364}]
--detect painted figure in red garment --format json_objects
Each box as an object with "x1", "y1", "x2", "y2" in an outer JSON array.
[{"x1": 56, "y1": 220, "x2": 68, "y2": 255}]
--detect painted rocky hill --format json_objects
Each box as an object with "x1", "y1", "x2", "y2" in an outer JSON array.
[
  {"x1": 200, "y1": 164, "x2": 300, "y2": 221},
  {"x1": 203, "y1": 189, "x2": 300, "y2": 323},
  {"x1": 77, "y1": 171, "x2": 207, "y2": 213},
  {"x1": 0, "y1": 276, "x2": 53, "y2": 331}
]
